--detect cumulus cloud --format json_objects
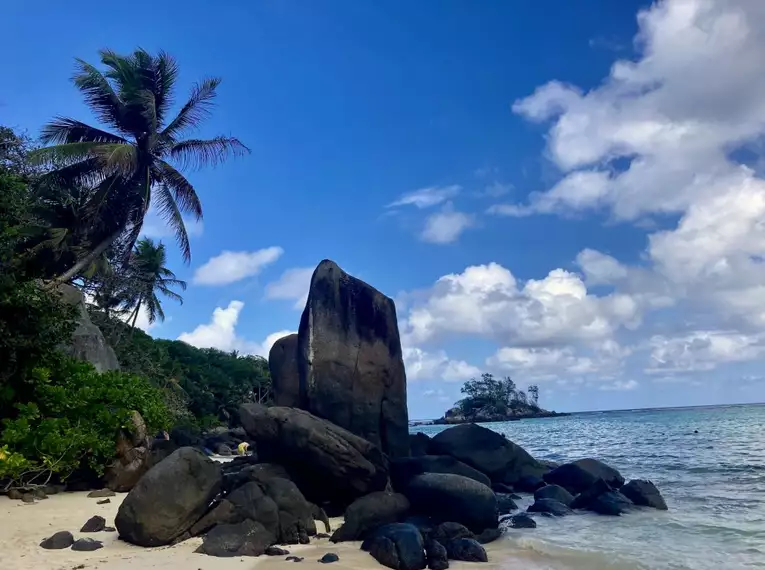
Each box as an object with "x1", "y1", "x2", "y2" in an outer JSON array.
[
  {"x1": 403, "y1": 346, "x2": 482, "y2": 382},
  {"x1": 387, "y1": 185, "x2": 461, "y2": 209},
  {"x1": 193, "y1": 247, "x2": 283, "y2": 286},
  {"x1": 178, "y1": 300, "x2": 293, "y2": 357},
  {"x1": 264, "y1": 266, "x2": 314, "y2": 309},
  {"x1": 647, "y1": 331, "x2": 765, "y2": 374},
  {"x1": 421, "y1": 205, "x2": 475, "y2": 244}
]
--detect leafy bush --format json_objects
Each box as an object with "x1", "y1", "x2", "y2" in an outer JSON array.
[{"x1": 1, "y1": 355, "x2": 171, "y2": 488}]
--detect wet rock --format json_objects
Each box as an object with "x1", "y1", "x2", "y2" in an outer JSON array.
[
  {"x1": 97, "y1": 499, "x2": 111, "y2": 505},
  {"x1": 507, "y1": 513, "x2": 536, "y2": 529},
  {"x1": 362, "y1": 523, "x2": 426, "y2": 570},
  {"x1": 475, "y1": 528, "x2": 502, "y2": 544},
  {"x1": 286, "y1": 556, "x2": 304, "y2": 562},
  {"x1": 40, "y1": 531, "x2": 74, "y2": 549},
  {"x1": 444, "y1": 538, "x2": 487, "y2": 562},
  {"x1": 587, "y1": 491, "x2": 633, "y2": 516},
  {"x1": 297, "y1": 260, "x2": 410, "y2": 458},
  {"x1": 514, "y1": 475, "x2": 546, "y2": 492},
  {"x1": 266, "y1": 546, "x2": 291, "y2": 556},
  {"x1": 331, "y1": 492, "x2": 410, "y2": 542},
  {"x1": 115, "y1": 447, "x2": 222, "y2": 546},
  {"x1": 409, "y1": 433, "x2": 432, "y2": 457},
  {"x1": 21, "y1": 493, "x2": 35, "y2": 503},
  {"x1": 72, "y1": 538, "x2": 103, "y2": 552},
  {"x1": 544, "y1": 459, "x2": 624, "y2": 495},
  {"x1": 431, "y1": 522, "x2": 473, "y2": 545},
  {"x1": 80, "y1": 515, "x2": 106, "y2": 532},
  {"x1": 88, "y1": 489, "x2": 116, "y2": 498},
  {"x1": 196, "y1": 520, "x2": 276, "y2": 557},
  {"x1": 496, "y1": 493, "x2": 518, "y2": 514},
  {"x1": 534, "y1": 484, "x2": 575, "y2": 507},
  {"x1": 430, "y1": 424, "x2": 545, "y2": 486},
  {"x1": 621, "y1": 480, "x2": 668, "y2": 510},
  {"x1": 527, "y1": 498, "x2": 573, "y2": 516},
  {"x1": 570, "y1": 479, "x2": 613, "y2": 510},
  {"x1": 390, "y1": 456, "x2": 491, "y2": 491},
  {"x1": 319, "y1": 553, "x2": 339, "y2": 564},
  {"x1": 425, "y1": 539, "x2": 449, "y2": 570},
  {"x1": 491, "y1": 483, "x2": 514, "y2": 494}
]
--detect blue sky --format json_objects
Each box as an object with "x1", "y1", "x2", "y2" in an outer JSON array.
[{"x1": 6, "y1": 0, "x2": 765, "y2": 418}]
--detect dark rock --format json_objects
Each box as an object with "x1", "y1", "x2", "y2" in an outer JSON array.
[
  {"x1": 216, "y1": 443, "x2": 233, "y2": 457},
  {"x1": 105, "y1": 411, "x2": 152, "y2": 492},
  {"x1": 475, "y1": 528, "x2": 502, "y2": 544},
  {"x1": 496, "y1": 493, "x2": 518, "y2": 514},
  {"x1": 270, "y1": 333, "x2": 302, "y2": 408},
  {"x1": 587, "y1": 491, "x2": 633, "y2": 516},
  {"x1": 514, "y1": 475, "x2": 546, "y2": 492},
  {"x1": 21, "y1": 493, "x2": 35, "y2": 503},
  {"x1": 331, "y1": 492, "x2": 410, "y2": 542},
  {"x1": 190, "y1": 481, "x2": 279, "y2": 538},
  {"x1": 40, "y1": 531, "x2": 74, "y2": 549},
  {"x1": 80, "y1": 515, "x2": 106, "y2": 532},
  {"x1": 222, "y1": 462, "x2": 291, "y2": 494},
  {"x1": 196, "y1": 519, "x2": 276, "y2": 557},
  {"x1": 7, "y1": 488, "x2": 23, "y2": 500},
  {"x1": 570, "y1": 479, "x2": 613, "y2": 510},
  {"x1": 390, "y1": 456, "x2": 491, "y2": 491},
  {"x1": 44, "y1": 485, "x2": 61, "y2": 495},
  {"x1": 425, "y1": 540, "x2": 449, "y2": 570},
  {"x1": 72, "y1": 538, "x2": 104, "y2": 552},
  {"x1": 402, "y1": 515, "x2": 438, "y2": 542},
  {"x1": 507, "y1": 513, "x2": 536, "y2": 529},
  {"x1": 362, "y1": 524, "x2": 426, "y2": 570},
  {"x1": 33, "y1": 488, "x2": 48, "y2": 500},
  {"x1": 409, "y1": 433, "x2": 432, "y2": 457},
  {"x1": 240, "y1": 404, "x2": 389, "y2": 509},
  {"x1": 58, "y1": 283, "x2": 119, "y2": 372},
  {"x1": 430, "y1": 424, "x2": 545, "y2": 486},
  {"x1": 266, "y1": 546, "x2": 291, "y2": 556},
  {"x1": 104, "y1": 526, "x2": 116, "y2": 532},
  {"x1": 311, "y1": 503, "x2": 332, "y2": 534},
  {"x1": 527, "y1": 498, "x2": 573, "y2": 516},
  {"x1": 319, "y1": 553, "x2": 340, "y2": 564},
  {"x1": 491, "y1": 483, "x2": 514, "y2": 494},
  {"x1": 297, "y1": 260, "x2": 410, "y2": 458},
  {"x1": 431, "y1": 522, "x2": 473, "y2": 545},
  {"x1": 149, "y1": 439, "x2": 179, "y2": 468},
  {"x1": 316, "y1": 533, "x2": 331, "y2": 539},
  {"x1": 444, "y1": 538, "x2": 487, "y2": 563},
  {"x1": 403, "y1": 473, "x2": 497, "y2": 532},
  {"x1": 544, "y1": 459, "x2": 624, "y2": 494},
  {"x1": 115, "y1": 447, "x2": 222, "y2": 546},
  {"x1": 534, "y1": 485, "x2": 575, "y2": 507},
  {"x1": 88, "y1": 489, "x2": 116, "y2": 498},
  {"x1": 169, "y1": 426, "x2": 202, "y2": 448},
  {"x1": 97, "y1": 499, "x2": 111, "y2": 505},
  {"x1": 286, "y1": 556, "x2": 304, "y2": 562},
  {"x1": 621, "y1": 480, "x2": 668, "y2": 510},
  {"x1": 260, "y1": 476, "x2": 317, "y2": 543}
]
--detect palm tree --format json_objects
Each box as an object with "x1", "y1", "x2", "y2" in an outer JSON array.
[
  {"x1": 33, "y1": 48, "x2": 249, "y2": 285},
  {"x1": 124, "y1": 238, "x2": 186, "y2": 333}
]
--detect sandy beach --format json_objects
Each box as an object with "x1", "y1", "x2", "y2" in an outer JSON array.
[{"x1": 1, "y1": 492, "x2": 513, "y2": 570}]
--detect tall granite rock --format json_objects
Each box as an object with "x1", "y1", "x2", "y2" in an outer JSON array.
[
  {"x1": 296, "y1": 260, "x2": 409, "y2": 458},
  {"x1": 268, "y1": 334, "x2": 301, "y2": 407},
  {"x1": 58, "y1": 284, "x2": 119, "y2": 372}
]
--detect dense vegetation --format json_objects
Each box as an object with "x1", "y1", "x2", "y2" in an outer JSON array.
[
  {"x1": 0, "y1": 49, "x2": 252, "y2": 490},
  {"x1": 438, "y1": 373, "x2": 547, "y2": 424}
]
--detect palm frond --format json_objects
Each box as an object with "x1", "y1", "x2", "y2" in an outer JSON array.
[
  {"x1": 154, "y1": 160, "x2": 202, "y2": 218},
  {"x1": 161, "y1": 78, "x2": 221, "y2": 141},
  {"x1": 72, "y1": 59, "x2": 128, "y2": 135},
  {"x1": 158, "y1": 277, "x2": 187, "y2": 291},
  {"x1": 153, "y1": 184, "x2": 191, "y2": 263},
  {"x1": 150, "y1": 50, "x2": 179, "y2": 126},
  {"x1": 158, "y1": 286, "x2": 185, "y2": 302},
  {"x1": 169, "y1": 136, "x2": 250, "y2": 170},
  {"x1": 40, "y1": 117, "x2": 128, "y2": 145},
  {"x1": 30, "y1": 142, "x2": 103, "y2": 166}
]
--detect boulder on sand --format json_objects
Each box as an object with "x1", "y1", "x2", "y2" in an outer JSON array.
[
  {"x1": 544, "y1": 459, "x2": 624, "y2": 494},
  {"x1": 403, "y1": 473, "x2": 497, "y2": 533},
  {"x1": 40, "y1": 531, "x2": 74, "y2": 550},
  {"x1": 196, "y1": 520, "x2": 276, "y2": 557},
  {"x1": 425, "y1": 539, "x2": 449, "y2": 570},
  {"x1": 361, "y1": 523, "x2": 426, "y2": 570},
  {"x1": 409, "y1": 433, "x2": 432, "y2": 457},
  {"x1": 240, "y1": 404, "x2": 389, "y2": 509},
  {"x1": 621, "y1": 480, "x2": 668, "y2": 510},
  {"x1": 429, "y1": 424, "x2": 546, "y2": 486},
  {"x1": 390, "y1": 455, "x2": 491, "y2": 491},
  {"x1": 269, "y1": 333, "x2": 301, "y2": 408},
  {"x1": 331, "y1": 492, "x2": 410, "y2": 542},
  {"x1": 115, "y1": 447, "x2": 222, "y2": 547},
  {"x1": 444, "y1": 538, "x2": 487, "y2": 563},
  {"x1": 297, "y1": 260, "x2": 410, "y2": 458}
]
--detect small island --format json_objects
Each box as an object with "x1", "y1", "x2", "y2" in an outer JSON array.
[{"x1": 435, "y1": 373, "x2": 568, "y2": 424}]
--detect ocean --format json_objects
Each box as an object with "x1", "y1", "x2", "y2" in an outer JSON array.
[{"x1": 411, "y1": 404, "x2": 765, "y2": 570}]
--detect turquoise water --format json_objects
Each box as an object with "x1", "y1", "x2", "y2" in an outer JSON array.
[{"x1": 412, "y1": 404, "x2": 765, "y2": 570}]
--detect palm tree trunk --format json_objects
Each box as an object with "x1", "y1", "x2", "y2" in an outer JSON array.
[
  {"x1": 129, "y1": 298, "x2": 142, "y2": 339},
  {"x1": 44, "y1": 229, "x2": 122, "y2": 289}
]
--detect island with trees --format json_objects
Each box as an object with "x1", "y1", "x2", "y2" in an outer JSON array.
[{"x1": 435, "y1": 373, "x2": 568, "y2": 424}]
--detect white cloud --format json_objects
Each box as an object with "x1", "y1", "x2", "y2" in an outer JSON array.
[
  {"x1": 177, "y1": 300, "x2": 294, "y2": 357},
  {"x1": 576, "y1": 249, "x2": 628, "y2": 285},
  {"x1": 403, "y1": 346, "x2": 481, "y2": 382},
  {"x1": 264, "y1": 267, "x2": 314, "y2": 310},
  {"x1": 600, "y1": 379, "x2": 639, "y2": 391},
  {"x1": 387, "y1": 185, "x2": 461, "y2": 209},
  {"x1": 193, "y1": 247, "x2": 283, "y2": 286},
  {"x1": 647, "y1": 331, "x2": 765, "y2": 373},
  {"x1": 421, "y1": 204, "x2": 475, "y2": 244},
  {"x1": 140, "y1": 203, "x2": 204, "y2": 240}
]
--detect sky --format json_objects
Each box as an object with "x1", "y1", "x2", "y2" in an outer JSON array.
[{"x1": 5, "y1": 0, "x2": 765, "y2": 418}]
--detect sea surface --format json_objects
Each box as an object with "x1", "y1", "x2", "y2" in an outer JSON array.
[{"x1": 411, "y1": 404, "x2": 765, "y2": 570}]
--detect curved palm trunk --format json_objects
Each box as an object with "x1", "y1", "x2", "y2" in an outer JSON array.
[
  {"x1": 45, "y1": 228, "x2": 123, "y2": 289},
  {"x1": 129, "y1": 297, "x2": 142, "y2": 339}
]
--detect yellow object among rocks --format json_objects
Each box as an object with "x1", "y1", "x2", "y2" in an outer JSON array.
[{"x1": 237, "y1": 442, "x2": 249, "y2": 456}]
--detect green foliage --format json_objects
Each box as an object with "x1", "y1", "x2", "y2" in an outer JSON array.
[
  {"x1": 456, "y1": 373, "x2": 540, "y2": 419},
  {"x1": 1, "y1": 355, "x2": 170, "y2": 486}
]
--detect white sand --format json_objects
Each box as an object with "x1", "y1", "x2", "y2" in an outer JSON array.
[{"x1": 1, "y1": 492, "x2": 508, "y2": 570}]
